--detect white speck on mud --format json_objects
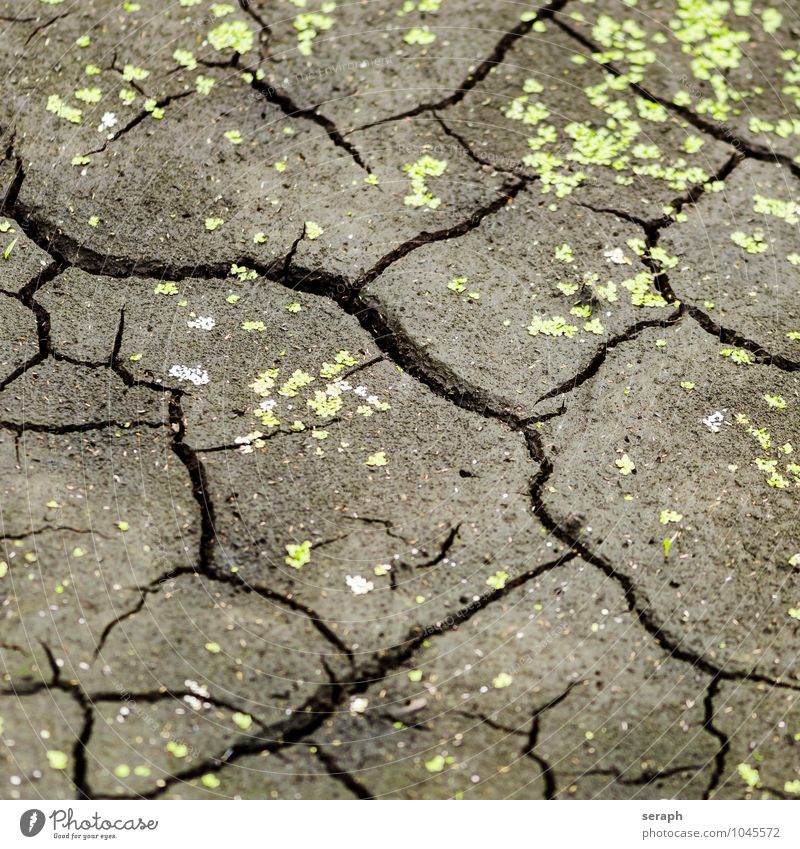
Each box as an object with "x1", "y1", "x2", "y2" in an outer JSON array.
[
  {"x1": 702, "y1": 410, "x2": 725, "y2": 433},
  {"x1": 98, "y1": 112, "x2": 117, "y2": 133},
  {"x1": 169, "y1": 364, "x2": 209, "y2": 385},
  {"x1": 346, "y1": 575, "x2": 374, "y2": 595},
  {"x1": 349, "y1": 696, "x2": 369, "y2": 713},
  {"x1": 187, "y1": 316, "x2": 216, "y2": 330},
  {"x1": 604, "y1": 247, "x2": 630, "y2": 265}
]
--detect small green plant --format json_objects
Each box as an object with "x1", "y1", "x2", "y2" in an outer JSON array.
[
  {"x1": 293, "y1": 6, "x2": 336, "y2": 56},
  {"x1": 485, "y1": 571, "x2": 509, "y2": 590},
  {"x1": 208, "y1": 20, "x2": 254, "y2": 54},
  {"x1": 528, "y1": 315, "x2": 578, "y2": 338},
  {"x1": 615, "y1": 454, "x2": 635, "y2": 475},
  {"x1": 46, "y1": 94, "x2": 81, "y2": 124},
  {"x1": 285, "y1": 540, "x2": 312, "y2": 569},
  {"x1": 492, "y1": 672, "x2": 513, "y2": 689},
  {"x1": 720, "y1": 347, "x2": 753, "y2": 365},
  {"x1": 366, "y1": 451, "x2": 388, "y2": 467},
  {"x1": 731, "y1": 230, "x2": 768, "y2": 254},
  {"x1": 737, "y1": 763, "x2": 762, "y2": 789},
  {"x1": 554, "y1": 243, "x2": 574, "y2": 263},
  {"x1": 403, "y1": 156, "x2": 447, "y2": 208},
  {"x1": 304, "y1": 221, "x2": 324, "y2": 240},
  {"x1": 404, "y1": 26, "x2": 436, "y2": 45}
]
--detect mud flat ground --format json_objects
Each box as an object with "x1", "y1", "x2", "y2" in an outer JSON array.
[{"x1": 0, "y1": 0, "x2": 798, "y2": 800}]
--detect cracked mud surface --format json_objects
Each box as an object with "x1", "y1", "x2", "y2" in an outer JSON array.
[{"x1": 1, "y1": 0, "x2": 798, "y2": 801}]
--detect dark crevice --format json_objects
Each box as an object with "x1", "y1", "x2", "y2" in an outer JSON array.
[
  {"x1": 392, "y1": 523, "x2": 460, "y2": 590},
  {"x1": 521, "y1": 682, "x2": 576, "y2": 799},
  {"x1": 229, "y1": 577, "x2": 354, "y2": 661},
  {"x1": 2, "y1": 125, "x2": 268, "y2": 283},
  {"x1": 0, "y1": 418, "x2": 165, "y2": 436},
  {"x1": 403, "y1": 524, "x2": 460, "y2": 571},
  {"x1": 18, "y1": 264, "x2": 59, "y2": 354},
  {"x1": 630, "y1": 156, "x2": 800, "y2": 371},
  {"x1": 86, "y1": 307, "x2": 356, "y2": 663},
  {"x1": 64, "y1": 647, "x2": 351, "y2": 800},
  {"x1": 96, "y1": 547, "x2": 576, "y2": 803},
  {"x1": 71, "y1": 687, "x2": 95, "y2": 800},
  {"x1": 0, "y1": 263, "x2": 57, "y2": 393},
  {"x1": 92, "y1": 592, "x2": 148, "y2": 660},
  {"x1": 1, "y1": 525, "x2": 103, "y2": 542},
  {"x1": 530, "y1": 308, "x2": 684, "y2": 409},
  {"x1": 168, "y1": 549, "x2": 579, "y2": 802},
  {"x1": 636, "y1": 152, "x2": 746, "y2": 299},
  {"x1": 14, "y1": 200, "x2": 251, "y2": 280},
  {"x1": 314, "y1": 746, "x2": 374, "y2": 800},
  {"x1": 583, "y1": 153, "x2": 798, "y2": 372},
  {"x1": 237, "y1": 0, "x2": 272, "y2": 43},
  {"x1": 141, "y1": 561, "x2": 354, "y2": 663},
  {"x1": 0, "y1": 128, "x2": 24, "y2": 210},
  {"x1": 1, "y1": 147, "x2": 242, "y2": 281},
  {"x1": 100, "y1": 662, "x2": 346, "y2": 799},
  {"x1": 247, "y1": 73, "x2": 370, "y2": 173},
  {"x1": 684, "y1": 307, "x2": 799, "y2": 371},
  {"x1": 573, "y1": 763, "x2": 706, "y2": 787},
  {"x1": 580, "y1": 151, "x2": 742, "y2": 249},
  {"x1": 575, "y1": 203, "x2": 649, "y2": 230},
  {"x1": 282, "y1": 227, "x2": 306, "y2": 277},
  {"x1": 434, "y1": 113, "x2": 530, "y2": 178},
  {"x1": 352, "y1": 0, "x2": 571, "y2": 132},
  {"x1": 271, "y1": 179, "x2": 537, "y2": 424},
  {"x1": 167, "y1": 392, "x2": 217, "y2": 574},
  {"x1": 349, "y1": 295, "x2": 520, "y2": 425},
  {"x1": 456, "y1": 710, "x2": 526, "y2": 738},
  {"x1": 0, "y1": 14, "x2": 38, "y2": 24},
  {"x1": 340, "y1": 353, "x2": 385, "y2": 379},
  {"x1": 523, "y1": 429, "x2": 800, "y2": 693},
  {"x1": 1, "y1": 134, "x2": 270, "y2": 282},
  {"x1": 1, "y1": 680, "x2": 53, "y2": 699},
  {"x1": 353, "y1": 179, "x2": 527, "y2": 292},
  {"x1": 2, "y1": 672, "x2": 93, "y2": 799},
  {"x1": 649, "y1": 151, "x2": 744, "y2": 233},
  {"x1": 0, "y1": 259, "x2": 56, "y2": 384},
  {"x1": 352, "y1": 550, "x2": 578, "y2": 690},
  {"x1": 85, "y1": 90, "x2": 194, "y2": 157},
  {"x1": 0, "y1": 351, "x2": 47, "y2": 393},
  {"x1": 640, "y1": 235, "x2": 680, "y2": 306},
  {"x1": 86, "y1": 686, "x2": 271, "y2": 731},
  {"x1": 24, "y1": 11, "x2": 70, "y2": 45},
  {"x1": 38, "y1": 641, "x2": 61, "y2": 686},
  {"x1": 340, "y1": 513, "x2": 415, "y2": 547},
  {"x1": 107, "y1": 308, "x2": 173, "y2": 392}
]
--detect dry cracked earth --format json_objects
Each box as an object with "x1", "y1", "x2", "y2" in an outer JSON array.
[{"x1": 0, "y1": 0, "x2": 799, "y2": 801}]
